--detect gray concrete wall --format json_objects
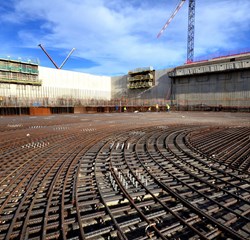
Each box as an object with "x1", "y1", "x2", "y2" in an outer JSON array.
[
  {"x1": 2, "y1": 54, "x2": 249, "y2": 110},
  {"x1": 111, "y1": 75, "x2": 128, "y2": 99},
  {"x1": 173, "y1": 69, "x2": 250, "y2": 108},
  {"x1": 111, "y1": 68, "x2": 173, "y2": 102}
]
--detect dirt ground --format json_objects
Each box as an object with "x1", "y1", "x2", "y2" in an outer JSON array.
[{"x1": 0, "y1": 111, "x2": 249, "y2": 129}]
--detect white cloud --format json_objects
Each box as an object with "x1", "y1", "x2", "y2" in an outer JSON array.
[
  {"x1": 195, "y1": 0, "x2": 250, "y2": 56},
  {"x1": 1, "y1": 0, "x2": 250, "y2": 75}
]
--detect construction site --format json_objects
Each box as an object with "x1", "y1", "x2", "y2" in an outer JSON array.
[
  {"x1": 0, "y1": 112, "x2": 250, "y2": 240},
  {"x1": 0, "y1": 0, "x2": 250, "y2": 239},
  {"x1": 0, "y1": 51, "x2": 249, "y2": 115}
]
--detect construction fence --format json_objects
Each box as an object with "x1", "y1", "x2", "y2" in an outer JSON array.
[{"x1": 0, "y1": 95, "x2": 249, "y2": 112}]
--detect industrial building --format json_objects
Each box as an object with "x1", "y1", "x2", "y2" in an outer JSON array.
[
  {"x1": 169, "y1": 53, "x2": 250, "y2": 111},
  {"x1": 0, "y1": 52, "x2": 250, "y2": 115}
]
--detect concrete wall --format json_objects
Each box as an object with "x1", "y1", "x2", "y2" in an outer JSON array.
[
  {"x1": 1, "y1": 66, "x2": 172, "y2": 106},
  {"x1": 39, "y1": 66, "x2": 111, "y2": 100},
  {"x1": 111, "y1": 74, "x2": 127, "y2": 99},
  {"x1": 1, "y1": 57, "x2": 249, "y2": 111},
  {"x1": 173, "y1": 69, "x2": 250, "y2": 108},
  {"x1": 111, "y1": 69, "x2": 173, "y2": 105},
  {"x1": 0, "y1": 66, "x2": 112, "y2": 107},
  {"x1": 171, "y1": 56, "x2": 250, "y2": 77}
]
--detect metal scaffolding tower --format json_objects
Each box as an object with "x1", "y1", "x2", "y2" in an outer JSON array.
[{"x1": 187, "y1": 0, "x2": 195, "y2": 63}]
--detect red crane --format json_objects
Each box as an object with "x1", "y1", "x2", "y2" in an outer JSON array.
[{"x1": 157, "y1": 0, "x2": 195, "y2": 63}]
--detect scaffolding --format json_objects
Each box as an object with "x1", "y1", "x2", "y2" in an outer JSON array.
[
  {"x1": 127, "y1": 66, "x2": 155, "y2": 89},
  {"x1": 0, "y1": 57, "x2": 41, "y2": 85}
]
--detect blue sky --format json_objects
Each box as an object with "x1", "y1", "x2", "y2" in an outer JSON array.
[{"x1": 0, "y1": 0, "x2": 250, "y2": 76}]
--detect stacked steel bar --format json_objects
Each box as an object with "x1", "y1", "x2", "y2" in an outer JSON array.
[{"x1": 0, "y1": 113, "x2": 249, "y2": 239}]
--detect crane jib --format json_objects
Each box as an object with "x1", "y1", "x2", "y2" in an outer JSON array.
[{"x1": 157, "y1": 0, "x2": 195, "y2": 63}]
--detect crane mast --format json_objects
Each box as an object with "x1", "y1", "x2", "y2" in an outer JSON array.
[
  {"x1": 187, "y1": 0, "x2": 195, "y2": 63},
  {"x1": 157, "y1": 0, "x2": 196, "y2": 63}
]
